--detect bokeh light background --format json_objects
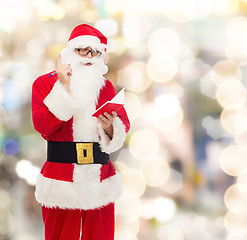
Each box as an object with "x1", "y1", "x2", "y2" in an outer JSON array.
[{"x1": 1, "y1": 0, "x2": 247, "y2": 239}]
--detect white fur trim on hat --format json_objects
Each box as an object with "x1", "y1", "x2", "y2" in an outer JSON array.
[
  {"x1": 35, "y1": 164, "x2": 122, "y2": 210},
  {"x1": 44, "y1": 80, "x2": 79, "y2": 121},
  {"x1": 67, "y1": 35, "x2": 107, "y2": 53},
  {"x1": 98, "y1": 117, "x2": 127, "y2": 154}
]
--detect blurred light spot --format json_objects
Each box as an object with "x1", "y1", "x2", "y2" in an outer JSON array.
[
  {"x1": 211, "y1": 60, "x2": 242, "y2": 86},
  {"x1": 104, "y1": 0, "x2": 123, "y2": 13},
  {"x1": 235, "y1": 132, "x2": 247, "y2": 148},
  {"x1": 180, "y1": 58, "x2": 210, "y2": 83},
  {"x1": 125, "y1": 0, "x2": 171, "y2": 12},
  {"x1": 225, "y1": 17, "x2": 247, "y2": 65},
  {"x1": 141, "y1": 199, "x2": 155, "y2": 220},
  {"x1": 79, "y1": 9, "x2": 98, "y2": 23},
  {"x1": 27, "y1": 38, "x2": 45, "y2": 57},
  {"x1": 220, "y1": 145, "x2": 247, "y2": 176},
  {"x1": 225, "y1": 42, "x2": 247, "y2": 66},
  {"x1": 153, "y1": 197, "x2": 176, "y2": 222},
  {"x1": 213, "y1": 0, "x2": 239, "y2": 15},
  {"x1": 140, "y1": 156, "x2": 170, "y2": 187},
  {"x1": 202, "y1": 116, "x2": 226, "y2": 139},
  {"x1": 165, "y1": 0, "x2": 197, "y2": 23},
  {"x1": 0, "y1": 88, "x2": 3, "y2": 104},
  {"x1": 114, "y1": 160, "x2": 128, "y2": 172},
  {"x1": 0, "y1": 208, "x2": 15, "y2": 238},
  {"x1": 216, "y1": 78, "x2": 246, "y2": 109},
  {"x1": 141, "y1": 197, "x2": 176, "y2": 222},
  {"x1": 129, "y1": 129, "x2": 159, "y2": 161},
  {"x1": 227, "y1": 235, "x2": 247, "y2": 240},
  {"x1": 147, "y1": 28, "x2": 180, "y2": 56},
  {"x1": 224, "y1": 184, "x2": 247, "y2": 214},
  {"x1": 200, "y1": 72, "x2": 216, "y2": 99},
  {"x1": 153, "y1": 107, "x2": 183, "y2": 132},
  {"x1": 147, "y1": 54, "x2": 178, "y2": 83},
  {"x1": 0, "y1": 0, "x2": 33, "y2": 32},
  {"x1": 158, "y1": 225, "x2": 184, "y2": 240},
  {"x1": 116, "y1": 219, "x2": 140, "y2": 240},
  {"x1": 122, "y1": 13, "x2": 142, "y2": 48},
  {"x1": 2, "y1": 79, "x2": 21, "y2": 112},
  {"x1": 0, "y1": 190, "x2": 11, "y2": 209},
  {"x1": 35, "y1": 1, "x2": 65, "y2": 21},
  {"x1": 15, "y1": 233, "x2": 40, "y2": 240},
  {"x1": 95, "y1": 19, "x2": 118, "y2": 37},
  {"x1": 47, "y1": 44, "x2": 65, "y2": 59},
  {"x1": 52, "y1": 6, "x2": 65, "y2": 20},
  {"x1": 125, "y1": 92, "x2": 141, "y2": 122},
  {"x1": 3, "y1": 139, "x2": 19, "y2": 156},
  {"x1": 117, "y1": 194, "x2": 142, "y2": 222},
  {"x1": 115, "y1": 227, "x2": 138, "y2": 240},
  {"x1": 161, "y1": 168, "x2": 183, "y2": 194},
  {"x1": 117, "y1": 61, "x2": 152, "y2": 92},
  {"x1": 120, "y1": 168, "x2": 146, "y2": 197},
  {"x1": 154, "y1": 94, "x2": 180, "y2": 118},
  {"x1": 122, "y1": 219, "x2": 140, "y2": 235},
  {"x1": 15, "y1": 159, "x2": 40, "y2": 185},
  {"x1": 220, "y1": 109, "x2": 247, "y2": 135},
  {"x1": 226, "y1": 16, "x2": 247, "y2": 44},
  {"x1": 237, "y1": 169, "x2": 247, "y2": 197},
  {"x1": 224, "y1": 211, "x2": 247, "y2": 236},
  {"x1": 106, "y1": 38, "x2": 126, "y2": 54},
  {"x1": 60, "y1": 0, "x2": 79, "y2": 14},
  {"x1": 185, "y1": 216, "x2": 214, "y2": 240},
  {"x1": 164, "y1": 0, "x2": 214, "y2": 23},
  {"x1": 170, "y1": 84, "x2": 184, "y2": 98}
]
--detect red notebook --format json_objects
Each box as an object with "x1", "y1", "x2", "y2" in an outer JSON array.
[{"x1": 92, "y1": 89, "x2": 125, "y2": 117}]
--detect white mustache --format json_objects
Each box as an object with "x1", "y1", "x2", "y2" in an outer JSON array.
[{"x1": 79, "y1": 57, "x2": 96, "y2": 65}]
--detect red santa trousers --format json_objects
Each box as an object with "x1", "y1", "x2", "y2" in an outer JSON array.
[{"x1": 42, "y1": 203, "x2": 115, "y2": 240}]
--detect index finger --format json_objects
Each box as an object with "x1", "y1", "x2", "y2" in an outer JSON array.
[{"x1": 112, "y1": 111, "x2": 117, "y2": 118}]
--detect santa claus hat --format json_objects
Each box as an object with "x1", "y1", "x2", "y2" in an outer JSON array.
[{"x1": 66, "y1": 24, "x2": 107, "y2": 53}]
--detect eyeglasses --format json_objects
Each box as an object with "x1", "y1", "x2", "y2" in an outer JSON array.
[{"x1": 75, "y1": 48, "x2": 102, "y2": 57}]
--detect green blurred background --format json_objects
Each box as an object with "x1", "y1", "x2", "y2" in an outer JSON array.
[{"x1": 1, "y1": 0, "x2": 247, "y2": 239}]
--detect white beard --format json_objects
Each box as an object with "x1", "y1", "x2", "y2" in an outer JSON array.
[{"x1": 60, "y1": 48, "x2": 108, "y2": 112}]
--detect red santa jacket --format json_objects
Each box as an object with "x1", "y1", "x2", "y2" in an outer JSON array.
[{"x1": 32, "y1": 71, "x2": 130, "y2": 210}]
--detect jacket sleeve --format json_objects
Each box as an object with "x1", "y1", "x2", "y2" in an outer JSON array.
[
  {"x1": 98, "y1": 81, "x2": 130, "y2": 154},
  {"x1": 32, "y1": 76, "x2": 64, "y2": 137}
]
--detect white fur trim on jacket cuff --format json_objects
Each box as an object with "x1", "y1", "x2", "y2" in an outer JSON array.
[
  {"x1": 98, "y1": 117, "x2": 127, "y2": 154},
  {"x1": 44, "y1": 80, "x2": 78, "y2": 121}
]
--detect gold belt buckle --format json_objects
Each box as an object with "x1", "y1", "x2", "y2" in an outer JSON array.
[{"x1": 76, "y1": 143, "x2": 94, "y2": 164}]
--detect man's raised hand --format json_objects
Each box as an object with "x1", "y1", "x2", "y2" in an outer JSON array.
[{"x1": 56, "y1": 54, "x2": 72, "y2": 90}]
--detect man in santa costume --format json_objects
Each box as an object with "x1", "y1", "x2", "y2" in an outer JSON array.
[{"x1": 32, "y1": 24, "x2": 130, "y2": 240}]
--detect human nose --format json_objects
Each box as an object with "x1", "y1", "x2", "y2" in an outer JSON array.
[{"x1": 86, "y1": 50, "x2": 93, "y2": 58}]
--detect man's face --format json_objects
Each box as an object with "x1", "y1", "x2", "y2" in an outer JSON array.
[
  {"x1": 60, "y1": 45, "x2": 108, "y2": 76},
  {"x1": 74, "y1": 47, "x2": 102, "y2": 66}
]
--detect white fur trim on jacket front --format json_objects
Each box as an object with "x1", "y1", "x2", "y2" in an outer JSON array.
[
  {"x1": 35, "y1": 164, "x2": 122, "y2": 210},
  {"x1": 44, "y1": 80, "x2": 78, "y2": 121},
  {"x1": 98, "y1": 117, "x2": 127, "y2": 154}
]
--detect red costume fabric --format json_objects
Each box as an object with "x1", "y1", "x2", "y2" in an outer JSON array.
[
  {"x1": 32, "y1": 23, "x2": 130, "y2": 240},
  {"x1": 32, "y1": 72, "x2": 130, "y2": 208},
  {"x1": 32, "y1": 72, "x2": 130, "y2": 239},
  {"x1": 42, "y1": 203, "x2": 115, "y2": 240}
]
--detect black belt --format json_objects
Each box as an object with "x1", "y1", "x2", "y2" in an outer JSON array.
[{"x1": 47, "y1": 141, "x2": 109, "y2": 165}]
